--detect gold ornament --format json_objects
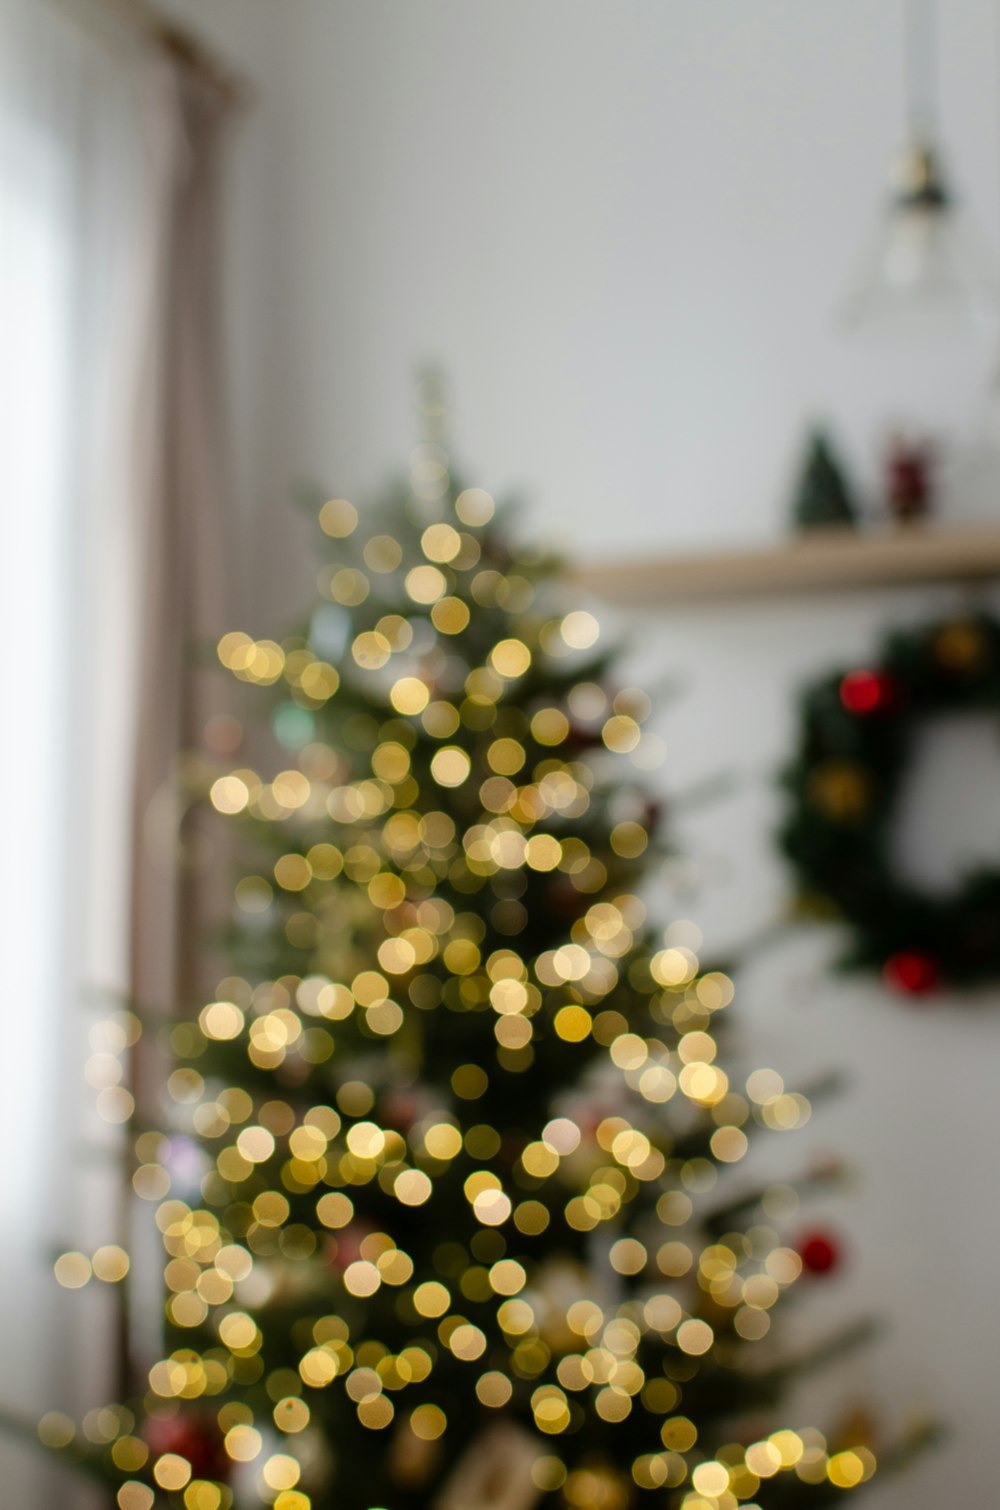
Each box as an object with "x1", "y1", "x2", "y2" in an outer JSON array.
[
  {"x1": 807, "y1": 760, "x2": 873, "y2": 821},
  {"x1": 932, "y1": 621, "x2": 990, "y2": 673}
]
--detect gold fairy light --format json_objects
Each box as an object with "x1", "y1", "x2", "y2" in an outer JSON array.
[
  {"x1": 421, "y1": 522, "x2": 462, "y2": 563},
  {"x1": 91, "y1": 1245, "x2": 130, "y2": 1283},
  {"x1": 223, "y1": 1424, "x2": 262, "y2": 1462},
  {"x1": 318, "y1": 498, "x2": 358, "y2": 537},
  {"x1": 413, "y1": 1281, "x2": 450, "y2": 1318},
  {"x1": 53, "y1": 1252, "x2": 92, "y2": 1289},
  {"x1": 430, "y1": 746, "x2": 471, "y2": 786},
  {"x1": 404, "y1": 564, "x2": 447, "y2": 604},
  {"x1": 454, "y1": 487, "x2": 494, "y2": 525},
  {"x1": 43, "y1": 474, "x2": 888, "y2": 1510},
  {"x1": 362, "y1": 535, "x2": 403, "y2": 574},
  {"x1": 559, "y1": 610, "x2": 600, "y2": 650},
  {"x1": 389, "y1": 677, "x2": 430, "y2": 715}
]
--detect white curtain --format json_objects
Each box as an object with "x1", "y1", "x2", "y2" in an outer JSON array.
[{"x1": 0, "y1": 3, "x2": 149, "y2": 1503}]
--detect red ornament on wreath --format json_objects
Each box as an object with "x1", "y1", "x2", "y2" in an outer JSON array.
[
  {"x1": 883, "y1": 951, "x2": 939, "y2": 996},
  {"x1": 798, "y1": 1230, "x2": 842, "y2": 1276},
  {"x1": 839, "y1": 669, "x2": 899, "y2": 715}
]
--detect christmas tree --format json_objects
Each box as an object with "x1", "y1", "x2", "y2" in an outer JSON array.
[
  {"x1": 39, "y1": 434, "x2": 917, "y2": 1510},
  {"x1": 790, "y1": 430, "x2": 858, "y2": 531}
]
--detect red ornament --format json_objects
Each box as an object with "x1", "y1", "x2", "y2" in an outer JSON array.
[
  {"x1": 327, "y1": 1218, "x2": 375, "y2": 1271},
  {"x1": 798, "y1": 1231, "x2": 841, "y2": 1276},
  {"x1": 379, "y1": 1089, "x2": 421, "y2": 1132},
  {"x1": 145, "y1": 1415, "x2": 228, "y2": 1482},
  {"x1": 563, "y1": 721, "x2": 602, "y2": 755},
  {"x1": 547, "y1": 877, "x2": 588, "y2": 920},
  {"x1": 643, "y1": 798, "x2": 665, "y2": 834},
  {"x1": 882, "y1": 951, "x2": 939, "y2": 995},
  {"x1": 839, "y1": 669, "x2": 897, "y2": 715}
]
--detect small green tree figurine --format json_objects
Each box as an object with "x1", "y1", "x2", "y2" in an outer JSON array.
[{"x1": 790, "y1": 429, "x2": 858, "y2": 530}]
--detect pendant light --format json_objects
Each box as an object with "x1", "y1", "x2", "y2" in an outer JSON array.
[{"x1": 841, "y1": 0, "x2": 997, "y2": 331}]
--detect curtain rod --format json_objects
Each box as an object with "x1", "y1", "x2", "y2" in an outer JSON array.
[{"x1": 54, "y1": 0, "x2": 254, "y2": 107}]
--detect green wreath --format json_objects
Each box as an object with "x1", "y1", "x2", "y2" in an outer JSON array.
[{"x1": 780, "y1": 612, "x2": 1000, "y2": 994}]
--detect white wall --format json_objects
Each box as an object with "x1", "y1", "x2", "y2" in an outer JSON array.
[
  {"x1": 196, "y1": 0, "x2": 1000, "y2": 592},
  {"x1": 172, "y1": 3, "x2": 1000, "y2": 1504}
]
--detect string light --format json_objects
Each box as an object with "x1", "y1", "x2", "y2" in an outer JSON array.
[{"x1": 45, "y1": 459, "x2": 883, "y2": 1510}]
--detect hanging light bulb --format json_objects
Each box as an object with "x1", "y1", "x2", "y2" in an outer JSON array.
[{"x1": 841, "y1": 0, "x2": 997, "y2": 332}]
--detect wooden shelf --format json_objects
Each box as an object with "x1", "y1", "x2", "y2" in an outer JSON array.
[{"x1": 571, "y1": 522, "x2": 1000, "y2": 605}]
